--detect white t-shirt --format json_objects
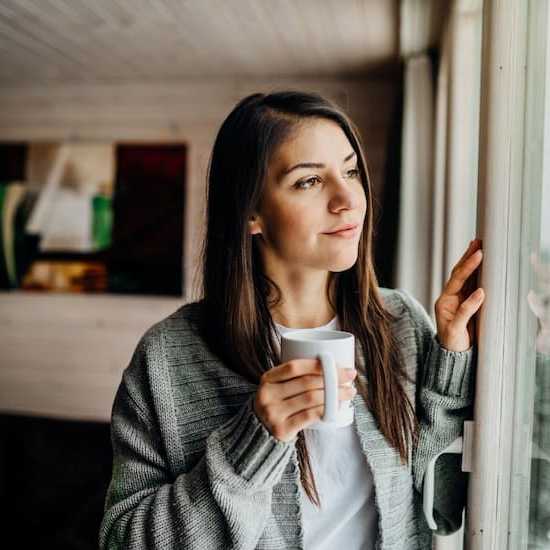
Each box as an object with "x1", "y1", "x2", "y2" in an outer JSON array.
[{"x1": 274, "y1": 316, "x2": 379, "y2": 550}]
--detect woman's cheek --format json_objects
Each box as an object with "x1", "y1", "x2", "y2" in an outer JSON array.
[{"x1": 279, "y1": 205, "x2": 310, "y2": 235}]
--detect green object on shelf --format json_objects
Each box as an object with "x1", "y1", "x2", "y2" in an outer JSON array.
[{"x1": 92, "y1": 194, "x2": 113, "y2": 251}]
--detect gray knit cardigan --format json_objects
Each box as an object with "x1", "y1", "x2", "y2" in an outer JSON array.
[{"x1": 99, "y1": 287, "x2": 475, "y2": 549}]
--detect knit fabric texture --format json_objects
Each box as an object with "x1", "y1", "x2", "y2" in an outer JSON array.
[{"x1": 99, "y1": 287, "x2": 476, "y2": 549}]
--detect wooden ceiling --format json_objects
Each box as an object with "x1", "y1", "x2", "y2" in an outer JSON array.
[{"x1": 0, "y1": 0, "x2": 409, "y2": 85}]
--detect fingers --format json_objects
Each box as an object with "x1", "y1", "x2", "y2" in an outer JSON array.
[
  {"x1": 284, "y1": 404, "x2": 325, "y2": 436},
  {"x1": 257, "y1": 361, "x2": 358, "y2": 441},
  {"x1": 338, "y1": 367, "x2": 357, "y2": 384},
  {"x1": 280, "y1": 385, "x2": 357, "y2": 421},
  {"x1": 456, "y1": 239, "x2": 477, "y2": 265},
  {"x1": 445, "y1": 246, "x2": 483, "y2": 296},
  {"x1": 450, "y1": 287, "x2": 485, "y2": 330},
  {"x1": 273, "y1": 370, "x2": 357, "y2": 400},
  {"x1": 264, "y1": 358, "x2": 356, "y2": 385},
  {"x1": 454, "y1": 238, "x2": 481, "y2": 270},
  {"x1": 264, "y1": 358, "x2": 322, "y2": 383}
]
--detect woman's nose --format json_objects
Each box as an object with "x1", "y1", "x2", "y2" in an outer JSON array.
[{"x1": 328, "y1": 177, "x2": 360, "y2": 211}]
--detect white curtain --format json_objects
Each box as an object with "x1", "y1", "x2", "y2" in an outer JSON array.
[
  {"x1": 395, "y1": 50, "x2": 434, "y2": 309},
  {"x1": 396, "y1": 0, "x2": 482, "y2": 324},
  {"x1": 396, "y1": 1, "x2": 483, "y2": 549},
  {"x1": 395, "y1": 0, "x2": 435, "y2": 310}
]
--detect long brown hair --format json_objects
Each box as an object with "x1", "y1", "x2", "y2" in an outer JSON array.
[{"x1": 198, "y1": 90, "x2": 418, "y2": 508}]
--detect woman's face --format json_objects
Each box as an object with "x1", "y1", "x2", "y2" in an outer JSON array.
[{"x1": 249, "y1": 118, "x2": 367, "y2": 274}]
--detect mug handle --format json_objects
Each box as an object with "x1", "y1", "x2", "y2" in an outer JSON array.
[{"x1": 317, "y1": 351, "x2": 338, "y2": 422}]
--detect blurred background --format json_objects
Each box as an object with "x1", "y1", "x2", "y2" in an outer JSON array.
[{"x1": 0, "y1": 1, "x2": 549, "y2": 549}]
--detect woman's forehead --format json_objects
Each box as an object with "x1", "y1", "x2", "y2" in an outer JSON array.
[{"x1": 269, "y1": 119, "x2": 353, "y2": 177}]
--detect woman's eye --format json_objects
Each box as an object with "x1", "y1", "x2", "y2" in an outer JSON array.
[
  {"x1": 294, "y1": 176, "x2": 321, "y2": 190},
  {"x1": 294, "y1": 168, "x2": 359, "y2": 190}
]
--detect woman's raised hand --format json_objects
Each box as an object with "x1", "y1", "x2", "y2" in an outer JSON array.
[
  {"x1": 253, "y1": 359, "x2": 357, "y2": 442},
  {"x1": 435, "y1": 238, "x2": 485, "y2": 352}
]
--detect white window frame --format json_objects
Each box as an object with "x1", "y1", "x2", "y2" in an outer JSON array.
[{"x1": 464, "y1": 0, "x2": 549, "y2": 548}]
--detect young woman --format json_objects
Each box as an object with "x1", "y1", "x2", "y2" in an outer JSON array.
[{"x1": 99, "y1": 91, "x2": 484, "y2": 549}]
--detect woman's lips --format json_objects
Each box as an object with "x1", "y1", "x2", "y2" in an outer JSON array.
[{"x1": 323, "y1": 224, "x2": 360, "y2": 238}]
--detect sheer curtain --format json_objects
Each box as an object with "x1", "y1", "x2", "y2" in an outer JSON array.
[
  {"x1": 396, "y1": 1, "x2": 483, "y2": 549},
  {"x1": 396, "y1": 0, "x2": 482, "y2": 322},
  {"x1": 395, "y1": 0, "x2": 435, "y2": 310}
]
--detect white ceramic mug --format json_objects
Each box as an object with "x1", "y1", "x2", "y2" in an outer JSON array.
[{"x1": 280, "y1": 329, "x2": 355, "y2": 430}]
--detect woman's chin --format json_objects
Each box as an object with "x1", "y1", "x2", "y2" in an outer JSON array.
[{"x1": 327, "y1": 254, "x2": 359, "y2": 272}]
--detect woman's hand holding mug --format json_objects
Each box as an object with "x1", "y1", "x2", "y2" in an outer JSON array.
[{"x1": 253, "y1": 359, "x2": 357, "y2": 443}]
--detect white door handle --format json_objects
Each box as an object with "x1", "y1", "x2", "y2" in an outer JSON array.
[{"x1": 422, "y1": 421, "x2": 474, "y2": 530}]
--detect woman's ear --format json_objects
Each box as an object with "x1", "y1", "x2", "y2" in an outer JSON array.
[{"x1": 248, "y1": 214, "x2": 263, "y2": 236}]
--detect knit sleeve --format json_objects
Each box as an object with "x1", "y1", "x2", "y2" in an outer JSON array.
[
  {"x1": 99, "y1": 337, "x2": 296, "y2": 550},
  {"x1": 395, "y1": 288, "x2": 476, "y2": 536},
  {"x1": 533, "y1": 350, "x2": 550, "y2": 455}
]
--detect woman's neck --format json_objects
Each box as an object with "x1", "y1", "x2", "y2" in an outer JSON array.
[
  {"x1": 262, "y1": 263, "x2": 335, "y2": 329},
  {"x1": 270, "y1": 301, "x2": 336, "y2": 329}
]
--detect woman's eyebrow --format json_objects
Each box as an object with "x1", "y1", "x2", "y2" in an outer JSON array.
[{"x1": 279, "y1": 151, "x2": 356, "y2": 180}]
